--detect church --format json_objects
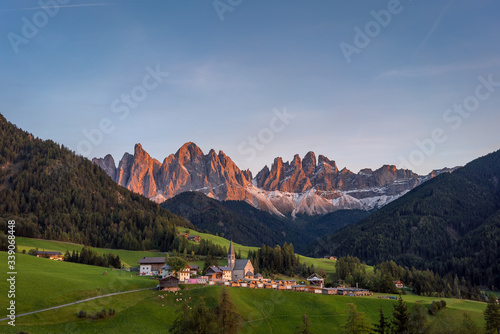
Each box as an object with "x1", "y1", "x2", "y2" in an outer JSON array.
[{"x1": 228, "y1": 240, "x2": 254, "y2": 280}]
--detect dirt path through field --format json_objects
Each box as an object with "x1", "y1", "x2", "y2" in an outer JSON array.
[{"x1": 0, "y1": 288, "x2": 152, "y2": 322}]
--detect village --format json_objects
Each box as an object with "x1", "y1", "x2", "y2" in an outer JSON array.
[{"x1": 138, "y1": 239, "x2": 374, "y2": 298}]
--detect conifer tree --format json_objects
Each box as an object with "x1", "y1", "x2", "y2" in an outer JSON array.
[
  {"x1": 392, "y1": 295, "x2": 410, "y2": 334},
  {"x1": 408, "y1": 303, "x2": 428, "y2": 334},
  {"x1": 295, "y1": 314, "x2": 311, "y2": 334},
  {"x1": 484, "y1": 294, "x2": 500, "y2": 334},
  {"x1": 459, "y1": 312, "x2": 479, "y2": 334},
  {"x1": 373, "y1": 308, "x2": 390, "y2": 334},
  {"x1": 342, "y1": 303, "x2": 371, "y2": 334},
  {"x1": 216, "y1": 288, "x2": 242, "y2": 334}
]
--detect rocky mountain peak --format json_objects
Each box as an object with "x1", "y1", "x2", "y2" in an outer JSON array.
[
  {"x1": 302, "y1": 151, "x2": 316, "y2": 176},
  {"x1": 95, "y1": 142, "x2": 251, "y2": 204},
  {"x1": 92, "y1": 154, "x2": 117, "y2": 182},
  {"x1": 94, "y1": 143, "x2": 455, "y2": 216},
  {"x1": 175, "y1": 142, "x2": 204, "y2": 163},
  {"x1": 134, "y1": 143, "x2": 144, "y2": 155},
  {"x1": 292, "y1": 154, "x2": 301, "y2": 166}
]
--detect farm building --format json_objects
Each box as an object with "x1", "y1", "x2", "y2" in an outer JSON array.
[
  {"x1": 36, "y1": 251, "x2": 64, "y2": 261},
  {"x1": 307, "y1": 274, "x2": 324, "y2": 288},
  {"x1": 394, "y1": 280, "x2": 404, "y2": 289},
  {"x1": 138, "y1": 257, "x2": 165, "y2": 276},
  {"x1": 158, "y1": 276, "x2": 179, "y2": 291}
]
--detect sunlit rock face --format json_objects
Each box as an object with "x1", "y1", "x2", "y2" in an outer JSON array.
[{"x1": 93, "y1": 143, "x2": 455, "y2": 216}]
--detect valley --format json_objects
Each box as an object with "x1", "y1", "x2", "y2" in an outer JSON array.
[
  {"x1": 1, "y1": 114, "x2": 499, "y2": 333},
  {"x1": 0, "y1": 251, "x2": 488, "y2": 334},
  {"x1": 3, "y1": 1, "x2": 500, "y2": 332}
]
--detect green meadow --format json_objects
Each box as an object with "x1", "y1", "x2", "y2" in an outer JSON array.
[
  {"x1": 0, "y1": 248, "x2": 487, "y2": 333},
  {"x1": 182, "y1": 228, "x2": 344, "y2": 275},
  {"x1": 181, "y1": 228, "x2": 259, "y2": 258},
  {"x1": 16, "y1": 237, "x2": 165, "y2": 268},
  {"x1": 17, "y1": 233, "x2": 366, "y2": 276},
  {"x1": 0, "y1": 252, "x2": 156, "y2": 315},
  {"x1": 2, "y1": 281, "x2": 487, "y2": 333}
]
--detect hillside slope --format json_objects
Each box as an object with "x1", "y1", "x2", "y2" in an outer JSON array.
[
  {"x1": 162, "y1": 191, "x2": 369, "y2": 251},
  {"x1": 162, "y1": 191, "x2": 287, "y2": 247},
  {"x1": 0, "y1": 114, "x2": 191, "y2": 250},
  {"x1": 309, "y1": 149, "x2": 500, "y2": 287}
]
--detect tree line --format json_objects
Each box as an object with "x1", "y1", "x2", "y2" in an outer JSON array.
[
  {"x1": 0, "y1": 114, "x2": 193, "y2": 252},
  {"x1": 334, "y1": 256, "x2": 483, "y2": 300},
  {"x1": 322, "y1": 294, "x2": 499, "y2": 334},
  {"x1": 63, "y1": 247, "x2": 122, "y2": 269},
  {"x1": 170, "y1": 288, "x2": 242, "y2": 334},
  {"x1": 247, "y1": 243, "x2": 317, "y2": 278}
]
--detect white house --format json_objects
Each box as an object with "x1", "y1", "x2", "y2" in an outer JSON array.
[
  {"x1": 160, "y1": 264, "x2": 191, "y2": 281},
  {"x1": 138, "y1": 257, "x2": 166, "y2": 276}
]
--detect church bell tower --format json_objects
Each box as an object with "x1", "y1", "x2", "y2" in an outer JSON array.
[{"x1": 228, "y1": 240, "x2": 235, "y2": 270}]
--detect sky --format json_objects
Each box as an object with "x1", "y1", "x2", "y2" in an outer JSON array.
[{"x1": 1, "y1": 0, "x2": 499, "y2": 176}]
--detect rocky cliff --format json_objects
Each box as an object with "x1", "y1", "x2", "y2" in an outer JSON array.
[
  {"x1": 93, "y1": 142, "x2": 252, "y2": 204},
  {"x1": 93, "y1": 142, "x2": 454, "y2": 216}
]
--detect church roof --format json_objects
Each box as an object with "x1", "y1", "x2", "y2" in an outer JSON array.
[
  {"x1": 307, "y1": 273, "x2": 324, "y2": 281},
  {"x1": 206, "y1": 266, "x2": 221, "y2": 273},
  {"x1": 138, "y1": 257, "x2": 166, "y2": 264},
  {"x1": 233, "y1": 259, "x2": 251, "y2": 270}
]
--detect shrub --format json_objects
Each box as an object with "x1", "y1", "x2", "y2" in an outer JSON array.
[
  {"x1": 428, "y1": 300, "x2": 447, "y2": 315},
  {"x1": 78, "y1": 308, "x2": 116, "y2": 320}
]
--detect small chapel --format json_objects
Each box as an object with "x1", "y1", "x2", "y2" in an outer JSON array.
[{"x1": 228, "y1": 240, "x2": 254, "y2": 280}]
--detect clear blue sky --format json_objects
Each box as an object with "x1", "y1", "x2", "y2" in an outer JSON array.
[{"x1": 1, "y1": 0, "x2": 499, "y2": 175}]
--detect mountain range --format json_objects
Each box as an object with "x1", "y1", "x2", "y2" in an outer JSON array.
[
  {"x1": 309, "y1": 148, "x2": 500, "y2": 287},
  {"x1": 93, "y1": 142, "x2": 456, "y2": 216},
  {"x1": 2, "y1": 113, "x2": 499, "y2": 287}
]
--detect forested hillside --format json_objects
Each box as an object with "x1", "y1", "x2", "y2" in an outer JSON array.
[
  {"x1": 162, "y1": 191, "x2": 287, "y2": 247},
  {"x1": 309, "y1": 149, "x2": 500, "y2": 287},
  {"x1": 162, "y1": 191, "x2": 369, "y2": 251},
  {"x1": 0, "y1": 114, "x2": 192, "y2": 250}
]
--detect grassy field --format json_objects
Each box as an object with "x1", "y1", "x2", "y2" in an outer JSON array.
[
  {"x1": 2, "y1": 283, "x2": 487, "y2": 333},
  {"x1": 0, "y1": 252, "x2": 156, "y2": 315},
  {"x1": 181, "y1": 228, "x2": 259, "y2": 258},
  {"x1": 16, "y1": 237, "x2": 165, "y2": 268},
  {"x1": 16, "y1": 233, "x2": 366, "y2": 276},
  {"x1": 181, "y1": 228, "x2": 348, "y2": 275},
  {"x1": 1, "y1": 249, "x2": 486, "y2": 333}
]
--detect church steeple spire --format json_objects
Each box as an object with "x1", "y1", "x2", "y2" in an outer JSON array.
[{"x1": 228, "y1": 240, "x2": 235, "y2": 270}]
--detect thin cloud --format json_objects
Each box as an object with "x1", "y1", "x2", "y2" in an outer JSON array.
[
  {"x1": 413, "y1": 0, "x2": 455, "y2": 56},
  {"x1": 0, "y1": 3, "x2": 111, "y2": 11}
]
